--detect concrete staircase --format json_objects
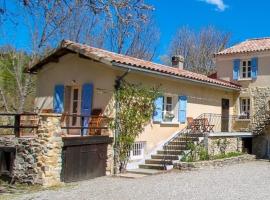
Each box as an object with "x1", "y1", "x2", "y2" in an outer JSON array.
[{"x1": 127, "y1": 135, "x2": 199, "y2": 175}]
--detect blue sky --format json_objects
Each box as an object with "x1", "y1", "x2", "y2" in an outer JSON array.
[
  {"x1": 149, "y1": 0, "x2": 270, "y2": 60},
  {"x1": 1, "y1": 0, "x2": 270, "y2": 62}
]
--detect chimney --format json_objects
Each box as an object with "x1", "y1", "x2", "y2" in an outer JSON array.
[{"x1": 171, "y1": 55, "x2": 184, "y2": 70}]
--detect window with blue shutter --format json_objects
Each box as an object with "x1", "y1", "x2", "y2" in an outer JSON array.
[
  {"x1": 153, "y1": 96, "x2": 164, "y2": 122},
  {"x1": 233, "y1": 59, "x2": 240, "y2": 80},
  {"x1": 81, "y1": 83, "x2": 94, "y2": 135},
  {"x1": 178, "y1": 96, "x2": 187, "y2": 124},
  {"x1": 53, "y1": 85, "x2": 64, "y2": 113},
  {"x1": 251, "y1": 57, "x2": 258, "y2": 79}
]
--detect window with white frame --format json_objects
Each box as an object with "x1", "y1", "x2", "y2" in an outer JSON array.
[
  {"x1": 163, "y1": 96, "x2": 175, "y2": 122},
  {"x1": 239, "y1": 98, "x2": 250, "y2": 119},
  {"x1": 240, "y1": 60, "x2": 252, "y2": 79},
  {"x1": 129, "y1": 142, "x2": 146, "y2": 160},
  {"x1": 165, "y1": 96, "x2": 173, "y2": 113}
]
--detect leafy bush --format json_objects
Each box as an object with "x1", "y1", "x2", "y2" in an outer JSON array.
[
  {"x1": 182, "y1": 142, "x2": 209, "y2": 162},
  {"x1": 111, "y1": 80, "x2": 160, "y2": 173}
]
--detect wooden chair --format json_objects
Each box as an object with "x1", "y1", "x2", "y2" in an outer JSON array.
[
  {"x1": 202, "y1": 118, "x2": 215, "y2": 132},
  {"x1": 187, "y1": 117, "x2": 200, "y2": 133},
  {"x1": 89, "y1": 109, "x2": 103, "y2": 135},
  {"x1": 187, "y1": 117, "x2": 194, "y2": 129}
]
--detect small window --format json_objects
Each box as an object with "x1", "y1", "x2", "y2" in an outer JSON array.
[
  {"x1": 239, "y1": 98, "x2": 250, "y2": 119},
  {"x1": 166, "y1": 97, "x2": 173, "y2": 113},
  {"x1": 163, "y1": 96, "x2": 175, "y2": 122},
  {"x1": 240, "y1": 60, "x2": 252, "y2": 79},
  {"x1": 129, "y1": 142, "x2": 146, "y2": 160}
]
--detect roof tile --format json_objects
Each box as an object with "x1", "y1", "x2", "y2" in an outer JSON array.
[
  {"x1": 30, "y1": 40, "x2": 241, "y2": 90},
  {"x1": 216, "y1": 37, "x2": 270, "y2": 56}
]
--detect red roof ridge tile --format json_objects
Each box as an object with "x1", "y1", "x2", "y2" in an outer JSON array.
[{"x1": 30, "y1": 39, "x2": 241, "y2": 90}]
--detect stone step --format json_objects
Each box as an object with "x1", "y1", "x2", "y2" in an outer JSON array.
[
  {"x1": 126, "y1": 168, "x2": 164, "y2": 175},
  {"x1": 168, "y1": 141, "x2": 188, "y2": 145},
  {"x1": 163, "y1": 145, "x2": 188, "y2": 150},
  {"x1": 139, "y1": 164, "x2": 168, "y2": 170},
  {"x1": 172, "y1": 137, "x2": 199, "y2": 142},
  {"x1": 151, "y1": 154, "x2": 180, "y2": 160},
  {"x1": 117, "y1": 173, "x2": 147, "y2": 179},
  {"x1": 157, "y1": 149, "x2": 184, "y2": 155},
  {"x1": 145, "y1": 159, "x2": 173, "y2": 165}
]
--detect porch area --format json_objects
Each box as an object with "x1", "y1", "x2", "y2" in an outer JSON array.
[{"x1": 0, "y1": 113, "x2": 113, "y2": 185}]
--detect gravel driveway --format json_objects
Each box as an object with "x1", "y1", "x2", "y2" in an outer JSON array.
[{"x1": 16, "y1": 161, "x2": 270, "y2": 200}]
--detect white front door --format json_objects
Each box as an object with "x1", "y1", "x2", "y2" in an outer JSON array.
[{"x1": 69, "y1": 86, "x2": 81, "y2": 134}]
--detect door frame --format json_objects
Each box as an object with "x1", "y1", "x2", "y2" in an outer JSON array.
[
  {"x1": 69, "y1": 85, "x2": 81, "y2": 134},
  {"x1": 221, "y1": 98, "x2": 230, "y2": 132}
]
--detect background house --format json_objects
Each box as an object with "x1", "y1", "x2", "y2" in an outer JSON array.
[{"x1": 215, "y1": 37, "x2": 270, "y2": 158}]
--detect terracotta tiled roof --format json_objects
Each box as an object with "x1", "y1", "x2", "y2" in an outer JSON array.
[
  {"x1": 29, "y1": 40, "x2": 240, "y2": 90},
  {"x1": 216, "y1": 37, "x2": 270, "y2": 56}
]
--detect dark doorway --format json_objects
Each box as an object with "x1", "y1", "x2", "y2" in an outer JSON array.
[
  {"x1": 0, "y1": 147, "x2": 16, "y2": 181},
  {"x1": 221, "y1": 99, "x2": 229, "y2": 132},
  {"x1": 242, "y1": 138, "x2": 252, "y2": 154}
]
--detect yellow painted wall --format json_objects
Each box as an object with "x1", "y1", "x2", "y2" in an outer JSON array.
[{"x1": 35, "y1": 53, "x2": 238, "y2": 153}]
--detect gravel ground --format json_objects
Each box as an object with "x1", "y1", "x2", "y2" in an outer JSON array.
[{"x1": 15, "y1": 161, "x2": 270, "y2": 200}]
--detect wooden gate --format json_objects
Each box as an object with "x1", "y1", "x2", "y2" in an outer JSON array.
[{"x1": 62, "y1": 136, "x2": 113, "y2": 183}]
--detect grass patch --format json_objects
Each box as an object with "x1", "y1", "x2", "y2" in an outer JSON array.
[{"x1": 211, "y1": 152, "x2": 243, "y2": 160}]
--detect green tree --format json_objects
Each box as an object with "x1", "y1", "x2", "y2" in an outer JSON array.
[{"x1": 0, "y1": 48, "x2": 35, "y2": 113}]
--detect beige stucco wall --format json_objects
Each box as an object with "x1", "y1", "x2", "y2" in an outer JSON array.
[
  {"x1": 216, "y1": 52, "x2": 270, "y2": 117},
  {"x1": 35, "y1": 53, "x2": 238, "y2": 154},
  {"x1": 216, "y1": 52, "x2": 270, "y2": 88}
]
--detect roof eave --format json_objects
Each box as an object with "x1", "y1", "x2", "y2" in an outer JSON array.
[{"x1": 111, "y1": 62, "x2": 240, "y2": 91}]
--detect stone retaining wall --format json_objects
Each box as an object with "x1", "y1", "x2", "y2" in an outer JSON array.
[
  {"x1": 0, "y1": 114, "x2": 63, "y2": 186},
  {"x1": 252, "y1": 125, "x2": 270, "y2": 158},
  {"x1": 174, "y1": 154, "x2": 256, "y2": 170},
  {"x1": 207, "y1": 136, "x2": 243, "y2": 156}
]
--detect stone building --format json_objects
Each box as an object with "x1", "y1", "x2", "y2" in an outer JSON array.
[{"x1": 215, "y1": 37, "x2": 270, "y2": 158}]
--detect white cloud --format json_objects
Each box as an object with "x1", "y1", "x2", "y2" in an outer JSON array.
[{"x1": 201, "y1": 0, "x2": 228, "y2": 11}]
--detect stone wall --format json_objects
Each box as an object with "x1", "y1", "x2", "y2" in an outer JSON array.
[
  {"x1": 237, "y1": 87, "x2": 270, "y2": 116},
  {"x1": 0, "y1": 114, "x2": 63, "y2": 186},
  {"x1": 252, "y1": 125, "x2": 270, "y2": 158},
  {"x1": 106, "y1": 144, "x2": 114, "y2": 175},
  {"x1": 174, "y1": 154, "x2": 256, "y2": 170},
  {"x1": 207, "y1": 136, "x2": 243, "y2": 156}
]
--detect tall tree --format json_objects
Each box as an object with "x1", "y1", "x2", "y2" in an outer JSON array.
[
  {"x1": 167, "y1": 26, "x2": 230, "y2": 75},
  {"x1": 0, "y1": 48, "x2": 35, "y2": 113},
  {"x1": 0, "y1": 0, "x2": 158, "y2": 59},
  {"x1": 0, "y1": 0, "x2": 159, "y2": 112}
]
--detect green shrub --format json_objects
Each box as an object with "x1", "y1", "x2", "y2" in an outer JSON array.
[{"x1": 182, "y1": 142, "x2": 209, "y2": 162}]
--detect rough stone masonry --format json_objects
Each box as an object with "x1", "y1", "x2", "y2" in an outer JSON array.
[{"x1": 0, "y1": 114, "x2": 63, "y2": 186}]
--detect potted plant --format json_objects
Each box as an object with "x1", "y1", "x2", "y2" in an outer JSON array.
[{"x1": 163, "y1": 112, "x2": 175, "y2": 122}]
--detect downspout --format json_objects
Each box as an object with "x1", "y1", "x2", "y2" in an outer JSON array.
[{"x1": 113, "y1": 69, "x2": 131, "y2": 175}]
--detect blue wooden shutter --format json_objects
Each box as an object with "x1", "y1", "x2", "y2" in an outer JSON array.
[
  {"x1": 81, "y1": 83, "x2": 94, "y2": 135},
  {"x1": 153, "y1": 96, "x2": 164, "y2": 122},
  {"x1": 178, "y1": 96, "x2": 187, "y2": 123},
  {"x1": 251, "y1": 57, "x2": 258, "y2": 79},
  {"x1": 53, "y1": 85, "x2": 64, "y2": 113},
  {"x1": 233, "y1": 59, "x2": 240, "y2": 80}
]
